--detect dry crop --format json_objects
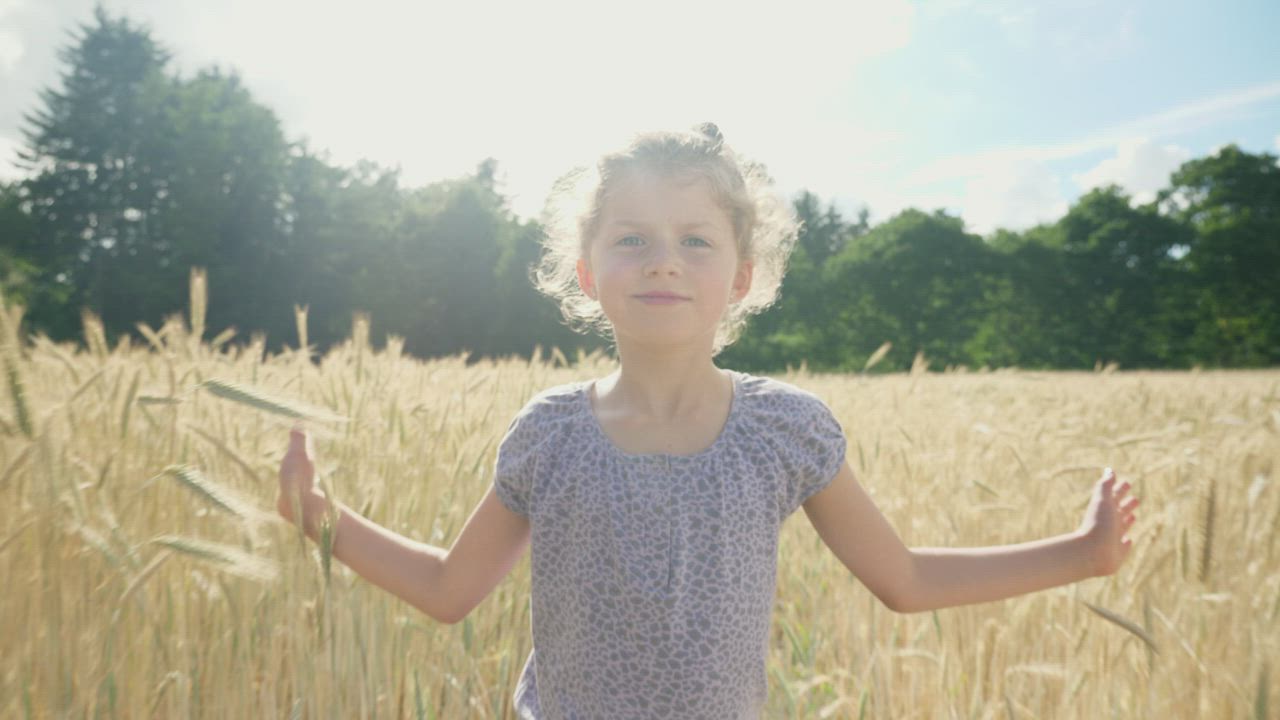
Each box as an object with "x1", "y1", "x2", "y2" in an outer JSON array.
[{"x1": 1, "y1": 286, "x2": 1277, "y2": 718}]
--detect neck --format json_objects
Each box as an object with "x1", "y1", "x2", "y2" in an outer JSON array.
[{"x1": 601, "y1": 340, "x2": 727, "y2": 421}]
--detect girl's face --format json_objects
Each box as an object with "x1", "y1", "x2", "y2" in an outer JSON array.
[{"x1": 576, "y1": 170, "x2": 753, "y2": 352}]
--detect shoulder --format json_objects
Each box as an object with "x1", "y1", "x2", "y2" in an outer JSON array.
[
  {"x1": 503, "y1": 380, "x2": 589, "y2": 436},
  {"x1": 733, "y1": 371, "x2": 833, "y2": 418}
]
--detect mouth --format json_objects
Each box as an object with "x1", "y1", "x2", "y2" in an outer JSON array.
[{"x1": 634, "y1": 292, "x2": 690, "y2": 300}]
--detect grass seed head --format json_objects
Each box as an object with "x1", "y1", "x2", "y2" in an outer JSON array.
[{"x1": 199, "y1": 378, "x2": 347, "y2": 423}]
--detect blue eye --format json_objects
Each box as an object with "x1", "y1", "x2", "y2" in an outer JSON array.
[
  {"x1": 685, "y1": 236, "x2": 710, "y2": 247},
  {"x1": 618, "y1": 235, "x2": 642, "y2": 246}
]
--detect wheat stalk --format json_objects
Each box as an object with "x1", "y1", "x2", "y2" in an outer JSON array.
[
  {"x1": 0, "y1": 517, "x2": 35, "y2": 553},
  {"x1": 120, "y1": 368, "x2": 141, "y2": 439},
  {"x1": 182, "y1": 424, "x2": 263, "y2": 483},
  {"x1": 189, "y1": 267, "x2": 207, "y2": 343},
  {"x1": 1256, "y1": 661, "x2": 1271, "y2": 720},
  {"x1": 1082, "y1": 601, "x2": 1159, "y2": 654},
  {"x1": 1200, "y1": 477, "x2": 1216, "y2": 585},
  {"x1": 0, "y1": 301, "x2": 31, "y2": 439},
  {"x1": 33, "y1": 334, "x2": 81, "y2": 383},
  {"x1": 136, "y1": 322, "x2": 167, "y2": 353},
  {"x1": 199, "y1": 378, "x2": 348, "y2": 423},
  {"x1": 136, "y1": 395, "x2": 183, "y2": 406},
  {"x1": 112, "y1": 550, "x2": 173, "y2": 624},
  {"x1": 2, "y1": 351, "x2": 31, "y2": 438},
  {"x1": 294, "y1": 304, "x2": 309, "y2": 357},
  {"x1": 910, "y1": 349, "x2": 929, "y2": 375},
  {"x1": 157, "y1": 464, "x2": 259, "y2": 522},
  {"x1": 81, "y1": 309, "x2": 108, "y2": 359},
  {"x1": 150, "y1": 534, "x2": 278, "y2": 583},
  {"x1": 352, "y1": 311, "x2": 370, "y2": 381},
  {"x1": 863, "y1": 341, "x2": 892, "y2": 373},
  {"x1": 72, "y1": 524, "x2": 123, "y2": 568},
  {"x1": 209, "y1": 327, "x2": 236, "y2": 350}
]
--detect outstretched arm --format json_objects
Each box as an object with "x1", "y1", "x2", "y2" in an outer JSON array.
[
  {"x1": 803, "y1": 464, "x2": 1139, "y2": 614},
  {"x1": 279, "y1": 427, "x2": 530, "y2": 624}
]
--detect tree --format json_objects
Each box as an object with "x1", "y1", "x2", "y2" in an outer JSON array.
[
  {"x1": 16, "y1": 7, "x2": 175, "y2": 338},
  {"x1": 16, "y1": 8, "x2": 293, "y2": 345},
  {"x1": 822, "y1": 209, "x2": 994, "y2": 371},
  {"x1": 0, "y1": 181, "x2": 42, "y2": 309},
  {"x1": 1056, "y1": 186, "x2": 1194, "y2": 367},
  {"x1": 1160, "y1": 145, "x2": 1280, "y2": 365},
  {"x1": 722, "y1": 192, "x2": 865, "y2": 371}
]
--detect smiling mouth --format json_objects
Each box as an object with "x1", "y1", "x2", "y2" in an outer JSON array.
[{"x1": 635, "y1": 293, "x2": 689, "y2": 300}]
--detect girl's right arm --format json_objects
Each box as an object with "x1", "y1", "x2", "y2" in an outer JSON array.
[{"x1": 279, "y1": 429, "x2": 530, "y2": 624}]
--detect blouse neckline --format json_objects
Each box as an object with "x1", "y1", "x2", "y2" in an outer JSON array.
[{"x1": 580, "y1": 369, "x2": 742, "y2": 462}]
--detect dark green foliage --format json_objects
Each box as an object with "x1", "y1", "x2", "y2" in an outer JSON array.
[{"x1": 3, "y1": 10, "x2": 1278, "y2": 371}]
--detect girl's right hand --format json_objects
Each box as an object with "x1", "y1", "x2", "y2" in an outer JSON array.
[{"x1": 277, "y1": 424, "x2": 317, "y2": 523}]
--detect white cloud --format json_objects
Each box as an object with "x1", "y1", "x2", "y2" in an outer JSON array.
[
  {"x1": 891, "y1": 82, "x2": 1280, "y2": 231},
  {"x1": 908, "y1": 81, "x2": 1280, "y2": 189},
  {"x1": 0, "y1": 28, "x2": 21, "y2": 73},
  {"x1": 1275, "y1": 134, "x2": 1280, "y2": 153},
  {"x1": 1072, "y1": 138, "x2": 1190, "y2": 202},
  {"x1": 959, "y1": 159, "x2": 1067, "y2": 234},
  {"x1": 921, "y1": 0, "x2": 1134, "y2": 63}
]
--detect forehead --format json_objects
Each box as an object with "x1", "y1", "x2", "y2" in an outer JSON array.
[{"x1": 597, "y1": 170, "x2": 732, "y2": 232}]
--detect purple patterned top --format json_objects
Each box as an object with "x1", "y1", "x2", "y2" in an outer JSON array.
[{"x1": 493, "y1": 370, "x2": 847, "y2": 719}]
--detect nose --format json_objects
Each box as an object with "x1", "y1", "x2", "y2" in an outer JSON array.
[{"x1": 643, "y1": 240, "x2": 681, "y2": 277}]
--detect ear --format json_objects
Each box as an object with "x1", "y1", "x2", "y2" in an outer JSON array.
[
  {"x1": 576, "y1": 257, "x2": 596, "y2": 300},
  {"x1": 731, "y1": 259, "x2": 754, "y2": 303}
]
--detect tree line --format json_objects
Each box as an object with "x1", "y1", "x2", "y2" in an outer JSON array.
[{"x1": 2, "y1": 9, "x2": 1277, "y2": 371}]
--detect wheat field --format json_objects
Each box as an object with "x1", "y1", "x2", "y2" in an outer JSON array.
[{"x1": 1, "y1": 287, "x2": 1277, "y2": 719}]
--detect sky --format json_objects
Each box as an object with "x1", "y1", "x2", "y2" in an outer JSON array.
[{"x1": 1, "y1": 0, "x2": 1278, "y2": 235}]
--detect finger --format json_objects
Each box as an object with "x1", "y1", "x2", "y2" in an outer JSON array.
[
  {"x1": 1114, "y1": 482, "x2": 1131, "y2": 500},
  {"x1": 1121, "y1": 497, "x2": 1140, "y2": 513}
]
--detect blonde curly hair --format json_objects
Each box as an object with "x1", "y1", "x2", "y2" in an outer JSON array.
[{"x1": 533, "y1": 123, "x2": 800, "y2": 356}]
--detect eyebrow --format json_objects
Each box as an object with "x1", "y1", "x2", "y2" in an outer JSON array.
[{"x1": 610, "y1": 220, "x2": 720, "y2": 231}]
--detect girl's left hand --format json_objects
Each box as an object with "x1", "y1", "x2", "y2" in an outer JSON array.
[{"x1": 1077, "y1": 467, "x2": 1140, "y2": 577}]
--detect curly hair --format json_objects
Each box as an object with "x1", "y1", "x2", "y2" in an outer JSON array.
[{"x1": 532, "y1": 123, "x2": 800, "y2": 356}]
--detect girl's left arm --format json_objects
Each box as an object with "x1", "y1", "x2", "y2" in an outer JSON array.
[{"x1": 802, "y1": 465, "x2": 1139, "y2": 614}]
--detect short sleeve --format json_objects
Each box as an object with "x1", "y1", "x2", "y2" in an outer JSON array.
[
  {"x1": 493, "y1": 407, "x2": 542, "y2": 517},
  {"x1": 779, "y1": 395, "x2": 847, "y2": 518}
]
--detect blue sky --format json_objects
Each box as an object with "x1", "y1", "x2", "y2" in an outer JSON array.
[{"x1": 1, "y1": 0, "x2": 1277, "y2": 234}]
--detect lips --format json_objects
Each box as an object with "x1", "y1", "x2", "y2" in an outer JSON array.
[{"x1": 635, "y1": 292, "x2": 689, "y2": 300}]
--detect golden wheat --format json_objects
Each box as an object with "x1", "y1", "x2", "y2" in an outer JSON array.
[
  {"x1": 150, "y1": 534, "x2": 278, "y2": 582},
  {"x1": 1, "y1": 282, "x2": 1276, "y2": 717},
  {"x1": 189, "y1": 267, "x2": 207, "y2": 343},
  {"x1": 199, "y1": 377, "x2": 348, "y2": 423},
  {"x1": 157, "y1": 464, "x2": 259, "y2": 522},
  {"x1": 863, "y1": 341, "x2": 892, "y2": 372}
]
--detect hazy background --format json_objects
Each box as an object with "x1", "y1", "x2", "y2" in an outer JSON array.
[{"x1": 3, "y1": 0, "x2": 1277, "y2": 232}]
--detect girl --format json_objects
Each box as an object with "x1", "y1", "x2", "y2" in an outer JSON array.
[{"x1": 277, "y1": 123, "x2": 1140, "y2": 719}]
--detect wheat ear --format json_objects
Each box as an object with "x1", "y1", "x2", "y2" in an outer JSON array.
[
  {"x1": 158, "y1": 464, "x2": 259, "y2": 522},
  {"x1": 199, "y1": 378, "x2": 348, "y2": 423},
  {"x1": 1200, "y1": 477, "x2": 1216, "y2": 585},
  {"x1": 1082, "y1": 601, "x2": 1159, "y2": 654},
  {"x1": 150, "y1": 534, "x2": 278, "y2": 582}
]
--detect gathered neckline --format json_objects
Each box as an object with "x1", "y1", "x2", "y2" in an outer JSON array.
[{"x1": 580, "y1": 370, "x2": 742, "y2": 461}]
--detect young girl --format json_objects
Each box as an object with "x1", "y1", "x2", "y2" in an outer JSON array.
[{"x1": 277, "y1": 124, "x2": 1140, "y2": 719}]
